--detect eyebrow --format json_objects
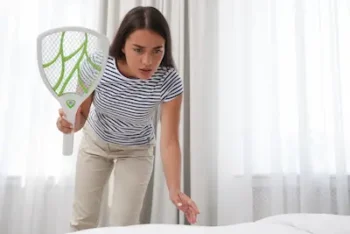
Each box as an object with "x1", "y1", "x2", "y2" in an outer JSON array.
[{"x1": 132, "y1": 44, "x2": 163, "y2": 49}]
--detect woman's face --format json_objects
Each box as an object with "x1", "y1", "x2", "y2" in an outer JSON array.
[{"x1": 122, "y1": 29, "x2": 165, "y2": 79}]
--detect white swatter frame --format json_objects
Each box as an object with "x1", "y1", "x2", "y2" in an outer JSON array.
[{"x1": 37, "y1": 26, "x2": 110, "y2": 156}]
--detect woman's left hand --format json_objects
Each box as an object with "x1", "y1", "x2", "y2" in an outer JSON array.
[{"x1": 169, "y1": 190, "x2": 200, "y2": 224}]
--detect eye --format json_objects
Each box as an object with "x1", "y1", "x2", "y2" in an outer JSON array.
[
  {"x1": 154, "y1": 49, "x2": 163, "y2": 54},
  {"x1": 133, "y1": 48, "x2": 142, "y2": 53}
]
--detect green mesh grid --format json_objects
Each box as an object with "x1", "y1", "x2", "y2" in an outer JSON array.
[{"x1": 40, "y1": 31, "x2": 104, "y2": 97}]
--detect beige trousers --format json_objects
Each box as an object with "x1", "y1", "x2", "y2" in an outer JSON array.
[{"x1": 69, "y1": 123, "x2": 155, "y2": 231}]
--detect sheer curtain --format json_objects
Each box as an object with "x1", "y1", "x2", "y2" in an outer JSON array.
[
  {"x1": 0, "y1": 1, "x2": 103, "y2": 234},
  {"x1": 212, "y1": 0, "x2": 350, "y2": 225}
]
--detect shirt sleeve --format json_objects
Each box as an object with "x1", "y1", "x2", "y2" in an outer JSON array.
[
  {"x1": 79, "y1": 52, "x2": 104, "y2": 87},
  {"x1": 161, "y1": 68, "x2": 184, "y2": 102}
]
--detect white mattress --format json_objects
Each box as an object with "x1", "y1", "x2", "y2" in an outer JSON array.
[{"x1": 68, "y1": 214, "x2": 350, "y2": 234}]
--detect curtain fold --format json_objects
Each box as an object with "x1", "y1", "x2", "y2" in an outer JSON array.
[{"x1": 0, "y1": 1, "x2": 104, "y2": 233}]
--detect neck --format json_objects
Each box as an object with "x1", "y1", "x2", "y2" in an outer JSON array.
[{"x1": 116, "y1": 59, "x2": 135, "y2": 78}]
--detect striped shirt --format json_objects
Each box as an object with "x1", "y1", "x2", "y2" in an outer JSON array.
[{"x1": 85, "y1": 55, "x2": 183, "y2": 145}]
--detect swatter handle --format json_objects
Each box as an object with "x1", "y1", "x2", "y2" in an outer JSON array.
[
  {"x1": 62, "y1": 111, "x2": 76, "y2": 156},
  {"x1": 63, "y1": 133, "x2": 74, "y2": 156}
]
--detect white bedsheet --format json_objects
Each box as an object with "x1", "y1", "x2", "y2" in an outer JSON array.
[
  {"x1": 68, "y1": 214, "x2": 350, "y2": 234},
  {"x1": 257, "y1": 213, "x2": 350, "y2": 234}
]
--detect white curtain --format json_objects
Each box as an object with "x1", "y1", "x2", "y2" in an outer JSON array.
[
  {"x1": 210, "y1": 0, "x2": 350, "y2": 225},
  {"x1": 0, "y1": 1, "x2": 105, "y2": 234}
]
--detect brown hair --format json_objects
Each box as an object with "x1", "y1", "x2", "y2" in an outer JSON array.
[{"x1": 109, "y1": 6, "x2": 175, "y2": 68}]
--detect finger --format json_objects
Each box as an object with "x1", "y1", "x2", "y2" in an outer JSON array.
[
  {"x1": 57, "y1": 121, "x2": 73, "y2": 134},
  {"x1": 186, "y1": 207, "x2": 197, "y2": 223},
  {"x1": 62, "y1": 127, "x2": 73, "y2": 134},
  {"x1": 190, "y1": 207, "x2": 198, "y2": 223},
  {"x1": 178, "y1": 193, "x2": 195, "y2": 212},
  {"x1": 60, "y1": 118, "x2": 73, "y2": 128},
  {"x1": 186, "y1": 209, "x2": 197, "y2": 224},
  {"x1": 188, "y1": 200, "x2": 200, "y2": 214},
  {"x1": 179, "y1": 193, "x2": 199, "y2": 214},
  {"x1": 187, "y1": 205, "x2": 197, "y2": 216},
  {"x1": 191, "y1": 208, "x2": 198, "y2": 223},
  {"x1": 58, "y1": 108, "x2": 66, "y2": 118},
  {"x1": 185, "y1": 212, "x2": 193, "y2": 224}
]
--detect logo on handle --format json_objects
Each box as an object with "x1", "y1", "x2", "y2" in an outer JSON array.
[{"x1": 66, "y1": 100, "x2": 76, "y2": 108}]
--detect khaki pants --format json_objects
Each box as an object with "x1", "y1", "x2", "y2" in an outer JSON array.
[{"x1": 69, "y1": 123, "x2": 155, "y2": 231}]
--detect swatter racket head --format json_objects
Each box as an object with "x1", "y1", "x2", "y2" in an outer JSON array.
[{"x1": 36, "y1": 26, "x2": 110, "y2": 112}]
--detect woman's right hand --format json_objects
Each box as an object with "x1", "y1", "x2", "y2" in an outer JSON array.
[{"x1": 56, "y1": 107, "x2": 85, "y2": 134}]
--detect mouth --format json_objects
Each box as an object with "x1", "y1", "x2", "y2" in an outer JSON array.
[
  {"x1": 139, "y1": 68, "x2": 152, "y2": 72},
  {"x1": 139, "y1": 69, "x2": 153, "y2": 78}
]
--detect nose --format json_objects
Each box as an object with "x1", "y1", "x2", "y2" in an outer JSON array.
[{"x1": 141, "y1": 54, "x2": 152, "y2": 66}]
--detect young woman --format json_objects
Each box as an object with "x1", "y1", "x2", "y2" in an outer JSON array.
[{"x1": 56, "y1": 6, "x2": 199, "y2": 231}]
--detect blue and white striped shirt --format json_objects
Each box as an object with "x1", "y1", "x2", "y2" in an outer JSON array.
[{"x1": 86, "y1": 56, "x2": 183, "y2": 145}]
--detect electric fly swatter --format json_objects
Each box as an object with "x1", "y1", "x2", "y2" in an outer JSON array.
[{"x1": 37, "y1": 26, "x2": 109, "y2": 156}]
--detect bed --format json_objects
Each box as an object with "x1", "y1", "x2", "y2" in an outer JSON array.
[{"x1": 68, "y1": 213, "x2": 350, "y2": 234}]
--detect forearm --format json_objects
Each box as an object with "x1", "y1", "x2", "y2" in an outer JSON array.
[
  {"x1": 74, "y1": 93, "x2": 93, "y2": 131},
  {"x1": 74, "y1": 117, "x2": 87, "y2": 132},
  {"x1": 160, "y1": 139, "x2": 181, "y2": 194}
]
